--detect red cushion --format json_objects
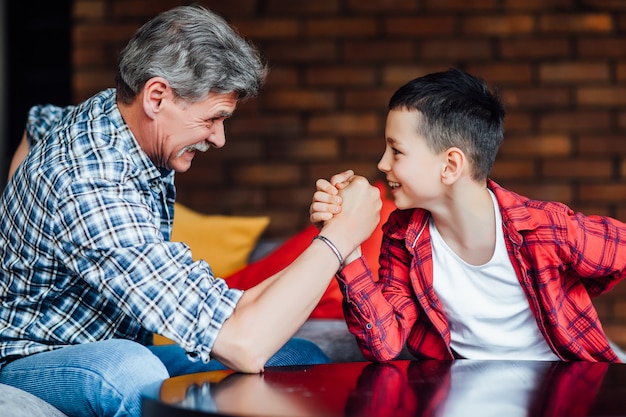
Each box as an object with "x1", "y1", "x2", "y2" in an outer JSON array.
[{"x1": 225, "y1": 181, "x2": 395, "y2": 319}]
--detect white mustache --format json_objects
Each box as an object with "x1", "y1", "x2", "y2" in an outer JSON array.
[{"x1": 177, "y1": 141, "x2": 211, "y2": 157}]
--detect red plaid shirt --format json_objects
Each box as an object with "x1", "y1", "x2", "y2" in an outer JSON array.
[{"x1": 338, "y1": 179, "x2": 626, "y2": 362}]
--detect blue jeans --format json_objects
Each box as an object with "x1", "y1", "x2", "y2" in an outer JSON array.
[{"x1": 0, "y1": 337, "x2": 330, "y2": 417}]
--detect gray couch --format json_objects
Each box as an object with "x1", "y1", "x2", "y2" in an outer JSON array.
[{"x1": 0, "y1": 383, "x2": 68, "y2": 417}]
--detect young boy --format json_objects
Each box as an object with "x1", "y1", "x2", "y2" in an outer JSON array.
[{"x1": 310, "y1": 68, "x2": 626, "y2": 362}]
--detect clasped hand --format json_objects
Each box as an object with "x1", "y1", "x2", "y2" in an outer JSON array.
[{"x1": 310, "y1": 170, "x2": 382, "y2": 265}]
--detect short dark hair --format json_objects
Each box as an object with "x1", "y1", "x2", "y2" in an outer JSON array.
[{"x1": 389, "y1": 68, "x2": 505, "y2": 181}]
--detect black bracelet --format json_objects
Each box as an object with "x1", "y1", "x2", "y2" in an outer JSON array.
[{"x1": 312, "y1": 235, "x2": 344, "y2": 272}]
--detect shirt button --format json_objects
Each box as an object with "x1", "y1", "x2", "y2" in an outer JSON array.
[{"x1": 366, "y1": 323, "x2": 373, "y2": 329}]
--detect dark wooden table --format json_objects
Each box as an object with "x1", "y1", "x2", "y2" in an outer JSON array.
[{"x1": 142, "y1": 360, "x2": 626, "y2": 417}]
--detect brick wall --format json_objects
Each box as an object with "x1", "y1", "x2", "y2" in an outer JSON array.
[{"x1": 72, "y1": 0, "x2": 626, "y2": 347}]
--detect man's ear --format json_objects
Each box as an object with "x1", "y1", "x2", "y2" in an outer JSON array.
[
  {"x1": 142, "y1": 77, "x2": 169, "y2": 119},
  {"x1": 441, "y1": 147, "x2": 465, "y2": 185}
]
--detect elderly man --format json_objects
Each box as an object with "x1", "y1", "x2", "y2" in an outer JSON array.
[{"x1": 0, "y1": 5, "x2": 381, "y2": 417}]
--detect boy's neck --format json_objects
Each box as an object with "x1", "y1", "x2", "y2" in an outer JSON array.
[{"x1": 430, "y1": 182, "x2": 496, "y2": 266}]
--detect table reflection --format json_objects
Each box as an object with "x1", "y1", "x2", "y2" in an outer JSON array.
[{"x1": 157, "y1": 359, "x2": 626, "y2": 417}]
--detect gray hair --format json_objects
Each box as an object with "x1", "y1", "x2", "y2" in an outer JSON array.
[{"x1": 116, "y1": 4, "x2": 267, "y2": 104}]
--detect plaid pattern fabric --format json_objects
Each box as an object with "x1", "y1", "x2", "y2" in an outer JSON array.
[
  {"x1": 0, "y1": 89, "x2": 242, "y2": 365},
  {"x1": 339, "y1": 180, "x2": 626, "y2": 362}
]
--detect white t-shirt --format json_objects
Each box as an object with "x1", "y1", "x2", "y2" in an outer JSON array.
[{"x1": 430, "y1": 190, "x2": 559, "y2": 360}]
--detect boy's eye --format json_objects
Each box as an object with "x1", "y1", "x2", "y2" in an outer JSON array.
[{"x1": 392, "y1": 148, "x2": 401, "y2": 155}]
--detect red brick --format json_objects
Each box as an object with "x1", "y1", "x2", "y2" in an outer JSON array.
[
  {"x1": 267, "y1": 137, "x2": 340, "y2": 160},
  {"x1": 263, "y1": 90, "x2": 337, "y2": 110},
  {"x1": 308, "y1": 114, "x2": 380, "y2": 135},
  {"x1": 230, "y1": 19, "x2": 299, "y2": 39},
  {"x1": 346, "y1": 137, "x2": 386, "y2": 159},
  {"x1": 187, "y1": 187, "x2": 266, "y2": 213},
  {"x1": 498, "y1": 134, "x2": 572, "y2": 157},
  {"x1": 570, "y1": 203, "x2": 612, "y2": 217},
  {"x1": 616, "y1": 206, "x2": 626, "y2": 222},
  {"x1": 540, "y1": 13, "x2": 613, "y2": 33},
  {"x1": 462, "y1": 15, "x2": 534, "y2": 35},
  {"x1": 620, "y1": 159, "x2": 626, "y2": 177},
  {"x1": 490, "y1": 160, "x2": 536, "y2": 179},
  {"x1": 499, "y1": 182, "x2": 573, "y2": 204},
  {"x1": 306, "y1": 18, "x2": 377, "y2": 37},
  {"x1": 602, "y1": 324, "x2": 626, "y2": 349},
  {"x1": 584, "y1": 0, "x2": 626, "y2": 10},
  {"x1": 74, "y1": 23, "x2": 139, "y2": 44},
  {"x1": 499, "y1": 38, "x2": 570, "y2": 59},
  {"x1": 503, "y1": 112, "x2": 534, "y2": 133},
  {"x1": 197, "y1": 0, "x2": 258, "y2": 16},
  {"x1": 421, "y1": 40, "x2": 493, "y2": 60},
  {"x1": 176, "y1": 158, "x2": 225, "y2": 187},
  {"x1": 73, "y1": 69, "x2": 116, "y2": 101},
  {"x1": 263, "y1": 42, "x2": 336, "y2": 63},
  {"x1": 384, "y1": 17, "x2": 457, "y2": 36},
  {"x1": 263, "y1": 209, "x2": 306, "y2": 239},
  {"x1": 266, "y1": 0, "x2": 340, "y2": 14},
  {"x1": 111, "y1": 0, "x2": 180, "y2": 18},
  {"x1": 73, "y1": 46, "x2": 113, "y2": 67},
  {"x1": 425, "y1": 0, "x2": 497, "y2": 10},
  {"x1": 539, "y1": 63, "x2": 610, "y2": 83},
  {"x1": 213, "y1": 138, "x2": 263, "y2": 160},
  {"x1": 344, "y1": 89, "x2": 396, "y2": 110},
  {"x1": 268, "y1": 186, "x2": 318, "y2": 209},
  {"x1": 344, "y1": 40, "x2": 414, "y2": 62},
  {"x1": 464, "y1": 63, "x2": 533, "y2": 84},
  {"x1": 619, "y1": 111, "x2": 626, "y2": 130},
  {"x1": 539, "y1": 111, "x2": 611, "y2": 132},
  {"x1": 617, "y1": 63, "x2": 626, "y2": 82},
  {"x1": 346, "y1": 0, "x2": 417, "y2": 13},
  {"x1": 382, "y1": 65, "x2": 449, "y2": 85},
  {"x1": 501, "y1": 87, "x2": 570, "y2": 109},
  {"x1": 579, "y1": 135, "x2": 626, "y2": 155},
  {"x1": 74, "y1": 0, "x2": 106, "y2": 19},
  {"x1": 579, "y1": 38, "x2": 626, "y2": 58},
  {"x1": 306, "y1": 67, "x2": 377, "y2": 86},
  {"x1": 307, "y1": 162, "x2": 382, "y2": 184},
  {"x1": 227, "y1": 114, "x2": 301, "y2": 136},
  {"x1": 233, "y1": 164, "x2": 302, "y2": 185},
  {"x1": 504, "y1": 0, "x2": 574, "y2": 10},
  {"x1": 543, "y1": 159, "x2": 613, "y2": 179},
  {"x1": 580, "y1": 184, "x2": 626, "y2": 202},
  {"x1": 265, "y1": 67, "x2": 299, "y2": 87},
  {"x1": 577, "y1": 87, "x2": 626, "y2": 106}
]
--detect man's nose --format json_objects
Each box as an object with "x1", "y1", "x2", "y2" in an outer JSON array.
[{"x1": 210, "y1": 122, "x2": 226, "y2": 148}]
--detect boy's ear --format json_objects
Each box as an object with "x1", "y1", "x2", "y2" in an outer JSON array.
[{"x1": 441, "y1": 147, "x2": 465, "y2": 185}]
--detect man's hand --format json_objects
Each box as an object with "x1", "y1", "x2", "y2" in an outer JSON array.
[{"x1": 310, "y1": 171, "x2": 381, "y2": 266}]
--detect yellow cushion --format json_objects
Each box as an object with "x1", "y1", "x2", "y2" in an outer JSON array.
[
  {"x1": 170, "y1": 202, "x2": 270, "y2": 278},
  {"x1": 155, "y1": 203, "x2": 270, "y2": 346}
]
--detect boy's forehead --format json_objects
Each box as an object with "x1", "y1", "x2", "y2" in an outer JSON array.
[{"x1": 387, "y1": 108, "x2": 424, "y2": 126}]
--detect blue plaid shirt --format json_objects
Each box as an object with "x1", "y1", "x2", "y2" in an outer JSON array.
[{"x1": 0, "y1": 88, "x2": 243, "y2": 365}]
